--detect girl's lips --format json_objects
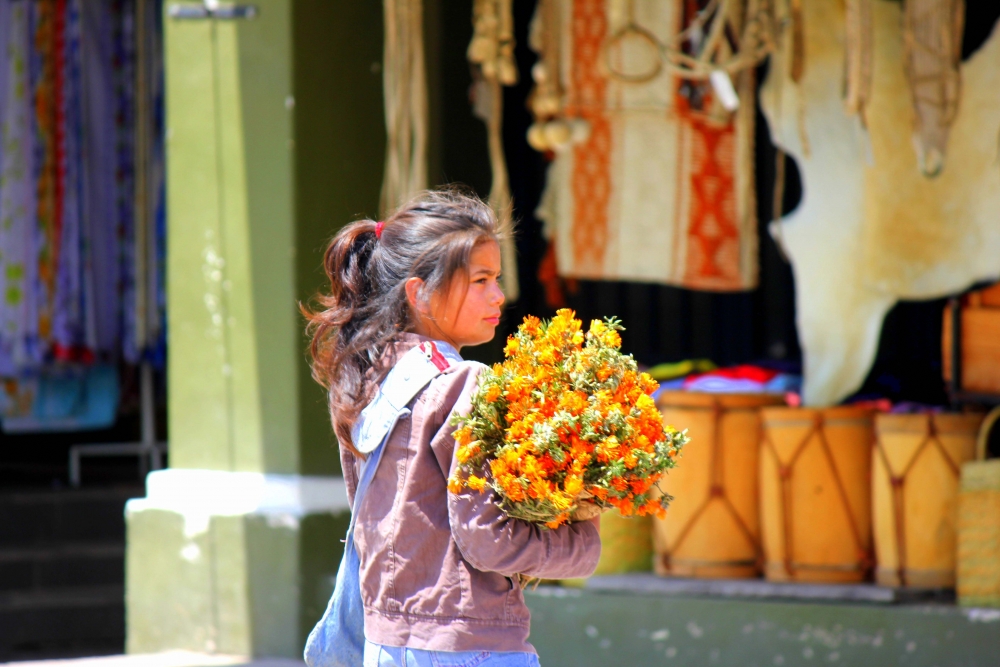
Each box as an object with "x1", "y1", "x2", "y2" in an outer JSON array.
[{"x1": 485, "y1": 316, "x2": 501, "y2": 324}]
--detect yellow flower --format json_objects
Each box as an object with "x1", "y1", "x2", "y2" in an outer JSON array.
[
  {"x1": 551, "y1": 491, "x2": 572, "y2": 511},
  {"x1": 456, "y1": 441, "x2": 479, "y2": 464},
  {"x1": 467, "y1": 475, "x2": 487, "y2": 493},
  {"x1": 447, "y1": 476, "x2": 463, "y2": 493},
  {"x1": 564, "y1": 474, "x2": 583, "y2": 497}
]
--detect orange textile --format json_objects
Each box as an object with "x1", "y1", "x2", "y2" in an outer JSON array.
[{"x1": 536, "y1": 0, "x2": 757, "y2": 290}]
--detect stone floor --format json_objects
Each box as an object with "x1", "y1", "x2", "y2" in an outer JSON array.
[{"x1": 0, "y1": 652, "x2": 305, "y2": 667}]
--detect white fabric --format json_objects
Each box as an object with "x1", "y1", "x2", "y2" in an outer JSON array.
[{"x1": 761, "y1": 0, "x2": 1000, "y2": 406}]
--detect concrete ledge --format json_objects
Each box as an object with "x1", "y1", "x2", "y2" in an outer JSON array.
[
  {"x1": 526, "y1": 586, "x2": 1000, "y2": 667},
  {"x1": 0, "y1": 652, "x2": 304, "y2": 667},
  {"x1": 128, "y1": 471, "x2": 348, "y2": 517},
  {"x1": 584, "y1": 573, "x2": 955, "y2": 604}
]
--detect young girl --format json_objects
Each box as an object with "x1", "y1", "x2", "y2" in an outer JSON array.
[{"x1": 303, "y1": 189, "x2": 601, "y2": 667}]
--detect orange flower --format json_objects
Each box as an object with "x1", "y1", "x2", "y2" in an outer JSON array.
[
  {"x1": 456, "y1": 442, "x2": 479, "y2": 464},
  {"x1": 484, "y1": 385, "x2": 502, "y2": 403},
  {"x1": 504, "y1": 336, "x2": 520, "y2": 356},
  {"x1": 623, "y1": 450, "x2": 638, "y2": 469}
]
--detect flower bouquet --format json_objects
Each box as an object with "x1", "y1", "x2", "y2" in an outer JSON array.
[{"x1": 448, "y1": 309, "x2": 688, "y2": 529}]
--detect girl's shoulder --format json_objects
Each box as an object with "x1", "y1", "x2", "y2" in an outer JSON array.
[{"x1": 419, "y1": 359, "x2": 487, "y2": 419}]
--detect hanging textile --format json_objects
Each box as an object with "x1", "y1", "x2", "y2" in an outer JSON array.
[
  {"x1": 0, "y1": 0, "x2": 165, "y2": 379},
  {"x1": 380, "y1": 0, "x2": 428, "y2": 216},
  {"x1": 761, "y1": 0, "x2": 1000, "y2": 406},
  {"x1": 0, "y1": 2, "x2": 43, "y2": 375},
  {"x1": 533, "y1": 0, "x2": 760, "y2": 290}
]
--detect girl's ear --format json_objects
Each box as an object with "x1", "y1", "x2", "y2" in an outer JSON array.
[{"x1": 405, "y1": 276, "x2": 427, "y2": 315}]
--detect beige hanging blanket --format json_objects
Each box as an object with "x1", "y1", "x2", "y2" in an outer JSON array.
[
  {"x1": 536, "y1": 0, "x2": 758, "y2": 290},
  {"x1": 762, "y1": 0, "x2": 1000, "y2": 406}
]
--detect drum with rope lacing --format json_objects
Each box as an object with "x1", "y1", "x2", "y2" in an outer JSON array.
[
  {"x1": 760, "y1": 407, "x2": 875, "y2": 583},
  {"x1": 873, "y1": 413, "x2": 982, "y2": 589},
  {"x1": 654, "y1": 391, "x2": 784, "y2": 579}
]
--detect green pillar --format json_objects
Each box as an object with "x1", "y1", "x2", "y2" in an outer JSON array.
[{"x1": 126, "y1": 0, "x2": 383, "y2": 657}]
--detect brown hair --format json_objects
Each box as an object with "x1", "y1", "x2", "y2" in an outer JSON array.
[{"x1": 302, "y1": 187, "x2": 503, "y2": 454}]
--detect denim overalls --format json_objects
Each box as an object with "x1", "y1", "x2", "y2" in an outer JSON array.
[{"x1": 303, "y1": 341, "x2": 541, "y2": 667}]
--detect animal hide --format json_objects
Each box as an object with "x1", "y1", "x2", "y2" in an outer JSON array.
[
  {"x1": 761, "y1": 0, "x2": 1000, "y2": 406},
  {"x1": 536, "y1": 0, "x2": 758, "y2": 290}
]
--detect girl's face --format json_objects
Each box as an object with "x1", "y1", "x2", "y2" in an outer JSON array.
[{"x1": 409, "y1": 241, "x2": 505, "y2": 349}]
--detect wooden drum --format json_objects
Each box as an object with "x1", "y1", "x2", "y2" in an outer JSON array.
[
  {"x1": 654, "y1": 391, "x2": 784, "y2": 579},
  {"x1": 874, "y1": 413, "x2": 981, "y2": 588},
  {"x1": 760, "y1": 407, "x2": 874, "y2": 583}
]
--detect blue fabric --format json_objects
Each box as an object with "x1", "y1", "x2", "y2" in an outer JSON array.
[
  {"x1": 0, "y1": 363, "x2": 119, "y2": 433},
  {"x1": 363, "y1": 642, "x2": 540, "y2": 667},
  {"x1": 304, "y1": 342, "x2": 464, "y2": 667}
]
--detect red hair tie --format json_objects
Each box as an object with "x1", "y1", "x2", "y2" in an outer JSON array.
[{"x1": 374, "y1": 221, "x2": 385, "y2": 239}]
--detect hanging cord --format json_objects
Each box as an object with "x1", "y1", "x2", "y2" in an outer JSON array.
[
  {"x1": 599, "y1": 0, "x2": 778, "y2": 83},
  {"x1": 380, "y1": 0, "x2": 429, "y2": 216},
  {"x1": 468, "y1": 0, "x2": 520, "y2": 302}
]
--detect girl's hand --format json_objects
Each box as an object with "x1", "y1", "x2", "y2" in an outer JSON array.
[{"x1": 570, "y1": 499, "x2": 606, "y2": 522}]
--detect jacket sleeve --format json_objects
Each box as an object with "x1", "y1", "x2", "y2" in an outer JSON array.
[{"x1": 428, "y1": 363, "x2": 603, "y2": 580}]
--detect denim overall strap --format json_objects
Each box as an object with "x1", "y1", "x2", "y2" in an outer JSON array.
[{"x1": 304, "y1": 340, "x2": 462, "y2": 667}]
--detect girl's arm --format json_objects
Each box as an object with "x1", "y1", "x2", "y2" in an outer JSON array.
[
  {"x1": 448, "y1": 480, "x2": 601, "y2": 579},
  {"x1": 428, "y1": 364, "x2": 602, "y2": 580}
]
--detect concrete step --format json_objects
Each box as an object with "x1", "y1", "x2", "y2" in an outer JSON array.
[
  {"x1": 0, "y1": 488, "x2": 140, "y2": 548},
  {"x1": 0, "y1": 585, "x2": 124, "y2": 661},
  {"x1": 0, "y1": 544, "x2": 124, "y2": 593}
]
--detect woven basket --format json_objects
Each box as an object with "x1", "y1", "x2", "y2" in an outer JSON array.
[{"x1": 957, "y1": 407, "x2": 1000, "y2": 607}]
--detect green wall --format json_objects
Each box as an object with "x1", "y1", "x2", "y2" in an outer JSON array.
[
  {"x1": 292, "y1": 0, "x2": 385, "y2": 476},
  {"x1": 165, "y1": 0, "x2": 386, "y2": 476}
]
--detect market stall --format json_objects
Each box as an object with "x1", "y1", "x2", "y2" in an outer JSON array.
[
  {"x1": 0, "y1": 0, "x2": 166, "y2": 484},
  {"x1": 433, "y1": 0, "x2": 1000, "y2": 623}
]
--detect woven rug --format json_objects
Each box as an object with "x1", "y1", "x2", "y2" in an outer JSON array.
[{"x1": 536, "y1": 0, "x2": 758, "y2": 290}]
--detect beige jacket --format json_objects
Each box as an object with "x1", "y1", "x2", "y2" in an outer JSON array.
[{"x1": 339, "y1": 334, "x2": 601, "y2": 654}]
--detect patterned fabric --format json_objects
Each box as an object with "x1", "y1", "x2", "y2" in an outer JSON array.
[
  {"x1": 0, "y1": 2, "x2": 42, "y2": 375},
  {"x1": 0, "y1": 0, "x2": 164, "y2": 380},
  {"x1": 536, "y1": 0, "x2": 757, "y2": 290}
]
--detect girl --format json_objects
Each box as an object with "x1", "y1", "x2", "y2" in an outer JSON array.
[{"x1": 303, "y1": 189, "x2": 601, "y2": 667}]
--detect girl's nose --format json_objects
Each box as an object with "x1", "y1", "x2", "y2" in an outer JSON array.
[{"x1": 493, "y1": 282, "x2": 506, "y2": 307}]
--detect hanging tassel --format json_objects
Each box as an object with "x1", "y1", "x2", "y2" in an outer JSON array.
[
  {"x1": 380, "y1": 0, "x2": 429, "y2": 215},
  {"x1": 903, "y1": 0, "x2": 964, "y2": 177},
  {"x1": 844, "y1": 0, "x2": 873, "y2": 124},
  {"x1": 469, "y1": 0, "x2": 520, "y2": 302}
]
